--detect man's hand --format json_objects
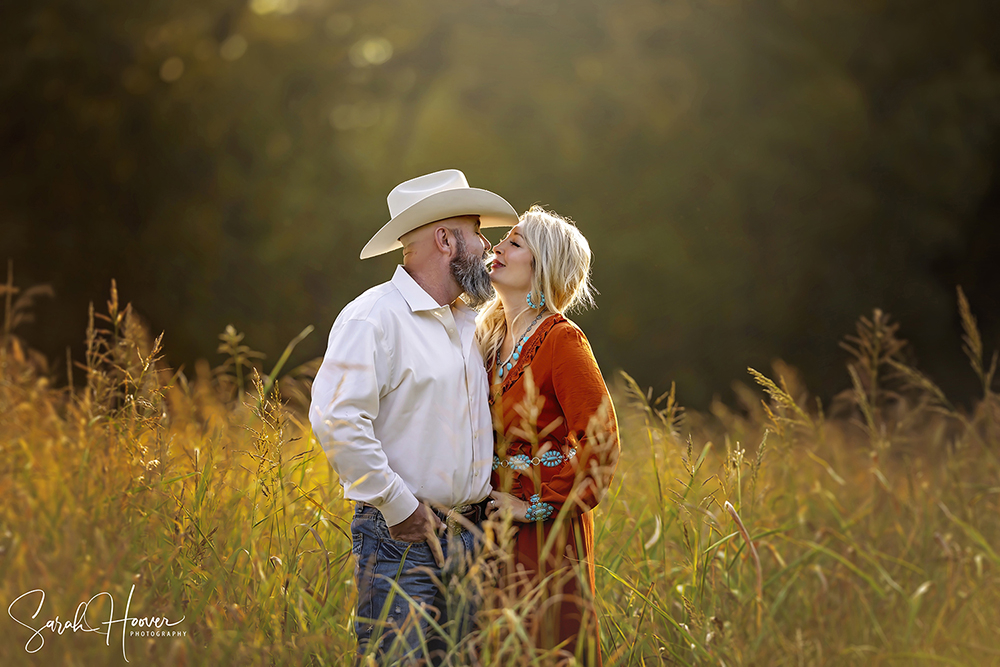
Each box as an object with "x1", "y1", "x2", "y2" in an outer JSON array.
[{"x1": 387, "y1": 502, "x2": 445, "y2": 543}]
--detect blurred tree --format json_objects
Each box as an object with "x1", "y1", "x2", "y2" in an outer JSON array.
[{"x1": 1, "y1": 0, "x2": 998, "y2": 406}]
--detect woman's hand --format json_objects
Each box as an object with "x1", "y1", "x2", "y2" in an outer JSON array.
[{"x1": 485, "y1": 490, "x2": 530, "y2": 522}]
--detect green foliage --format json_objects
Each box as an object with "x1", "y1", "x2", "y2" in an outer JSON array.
[{"x1": 2, "y1": 0, "x2": 1000, "y2": 405}]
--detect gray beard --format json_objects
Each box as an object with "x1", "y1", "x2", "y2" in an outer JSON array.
[{"x1": 450, "y1": 234, "x2": 495, "y2": 308}]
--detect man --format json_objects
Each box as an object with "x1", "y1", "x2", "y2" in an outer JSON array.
[{"x1": 309, "y1": 169, "x2": 517, "y2": 661}]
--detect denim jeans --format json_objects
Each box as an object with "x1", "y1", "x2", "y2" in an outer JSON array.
[{"x1": 351, "y1": 503, "x2": 481, "y2": 664}]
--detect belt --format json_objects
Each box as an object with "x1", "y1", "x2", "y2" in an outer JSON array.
[
  {"x1": 493, "y1": 447, "x2": 577, "y2": 470},
  {"x1": 432, "y1": 500, "x2": 488, "y2": 535},
  {"x1": 361, "y1": 500, "x2": 488, "y2": 536}
]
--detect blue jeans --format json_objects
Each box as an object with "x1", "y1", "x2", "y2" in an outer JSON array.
[{"x1": 351, "y1": 503, "x2": 481, "y2": 664}]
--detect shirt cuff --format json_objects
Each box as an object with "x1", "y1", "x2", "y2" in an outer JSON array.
[{"x1": 377, "y1": 485, "x2": 420, "y2": 527}]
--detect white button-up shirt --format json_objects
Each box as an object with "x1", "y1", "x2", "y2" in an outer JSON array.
[{"x1": 309, "y1": 266, "x2": 493, "y2": 526}]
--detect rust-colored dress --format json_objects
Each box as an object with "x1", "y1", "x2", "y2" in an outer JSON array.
[{"x1": 489, "y1": 314, "x2": 620, "y2": 665}]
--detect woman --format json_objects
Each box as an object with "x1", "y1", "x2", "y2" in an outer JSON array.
[{"x1": 478, "y1": 205, "x2": 619, "y2": 665}]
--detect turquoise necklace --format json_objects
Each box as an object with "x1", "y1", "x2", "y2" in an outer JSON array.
[{"x1": 496, "y1": 311, "x2": 545, "y2": 380}]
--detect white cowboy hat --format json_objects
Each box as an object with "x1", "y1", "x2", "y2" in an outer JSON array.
[{"x1": 360, "y1": 169, "x2": 518, "y2": 259}]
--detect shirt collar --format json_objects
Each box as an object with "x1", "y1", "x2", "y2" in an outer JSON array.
[
  {"x1": 451, "y1": 299, "x2": 477, "y2": 330},
  {"x1": 391, "y1": 265, "x2": 448, "y2": 313}
]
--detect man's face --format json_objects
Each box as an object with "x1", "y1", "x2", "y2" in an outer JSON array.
[{"x1": 447, "y1": 217, "x2": 495, "y2": 307}]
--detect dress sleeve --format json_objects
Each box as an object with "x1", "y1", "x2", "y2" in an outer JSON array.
[{"x1": 530, "y1": 324, "x2": 620, "y2": 519}]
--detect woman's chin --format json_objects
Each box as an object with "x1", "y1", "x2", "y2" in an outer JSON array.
[{"x1": 489, "y1": 275, "x2": 516, "y2": 289}]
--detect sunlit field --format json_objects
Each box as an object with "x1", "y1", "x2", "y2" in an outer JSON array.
[{"x1": 2, "y1": 277, "x2": 998, "y2": 666}]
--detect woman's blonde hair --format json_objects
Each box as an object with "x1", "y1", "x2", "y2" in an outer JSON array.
[{"x1": 476, "y1": 205, "x2": 596, "y2": 365}]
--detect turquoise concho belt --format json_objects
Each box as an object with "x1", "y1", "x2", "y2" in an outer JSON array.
[{"x1": 492, "y1": 447, "x2": 577, "y2": 471}]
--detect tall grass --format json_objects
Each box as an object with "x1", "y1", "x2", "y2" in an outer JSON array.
[{"x1": 1, "y1": 276, "x2": 997, "y2": 665}]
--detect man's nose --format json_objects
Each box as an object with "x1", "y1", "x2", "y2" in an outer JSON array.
[{"x1": 480, "y1": 234, "x2": 492, "y2": 253}]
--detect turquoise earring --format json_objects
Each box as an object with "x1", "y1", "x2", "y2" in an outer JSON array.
[{"x1": 526, "y1": 291, "x2": 545, "y2": 309}]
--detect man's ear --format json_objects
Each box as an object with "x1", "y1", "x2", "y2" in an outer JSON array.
[{"x1": 433, "y1": 226, "x2": 454, "y2": 256}]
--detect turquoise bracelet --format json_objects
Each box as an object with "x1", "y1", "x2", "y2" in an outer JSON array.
[{"x1": 524, "y1": 494, "x2": 554, "y2": 521}]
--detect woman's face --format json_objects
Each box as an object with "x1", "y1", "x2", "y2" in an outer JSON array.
[{"x1": 489, "y1": 225, "x2": 534, "y2": 292}]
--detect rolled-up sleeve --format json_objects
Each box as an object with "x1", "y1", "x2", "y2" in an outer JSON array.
[{"x1": 309, "y1": 318, "x2": 419, "y2": 526}]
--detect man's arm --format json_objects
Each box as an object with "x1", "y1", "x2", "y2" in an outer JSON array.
[{"x1": 309, "y1": 318, "x2": 420, "y2": 527}]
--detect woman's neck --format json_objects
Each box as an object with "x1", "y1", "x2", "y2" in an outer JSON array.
[{"x1": 497, "y1": 285, "x2": 544, "y2": 341}]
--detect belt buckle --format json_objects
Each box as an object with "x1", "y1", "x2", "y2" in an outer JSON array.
[{"x1": 445, "y1": 504, "x2": 471, "y2": 536}]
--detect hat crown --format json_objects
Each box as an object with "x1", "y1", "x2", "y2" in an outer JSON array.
[{"x1": 387, "y1": 169, "x2": 470, "y2": 218}]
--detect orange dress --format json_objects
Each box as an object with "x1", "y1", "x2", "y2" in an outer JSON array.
[{"x1": 489, "y1": 314, "x2": 620, "y2": 665}]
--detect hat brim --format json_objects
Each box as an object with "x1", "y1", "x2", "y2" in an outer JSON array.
[{"x1": 360, "y1": 188, "x2": 518, "y2": 259}]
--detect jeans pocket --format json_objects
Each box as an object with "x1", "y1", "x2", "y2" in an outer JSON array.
[
  {"x1": 351, "y1": 508, "x2": 369, "y2": 557},
  {"x1": 375, "y1": 514, "x2": 417, "y2": 544},
  {"x1": 382, "y1": 537, "x2": 438, "y2": 567},
  {"x1": 352, "y1": 530, "x2": 363, "y2": 558}
]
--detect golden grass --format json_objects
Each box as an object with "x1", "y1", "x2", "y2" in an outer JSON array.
[{"x1": 1, "y1": 277, "x2": 998, "y2": 666}]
